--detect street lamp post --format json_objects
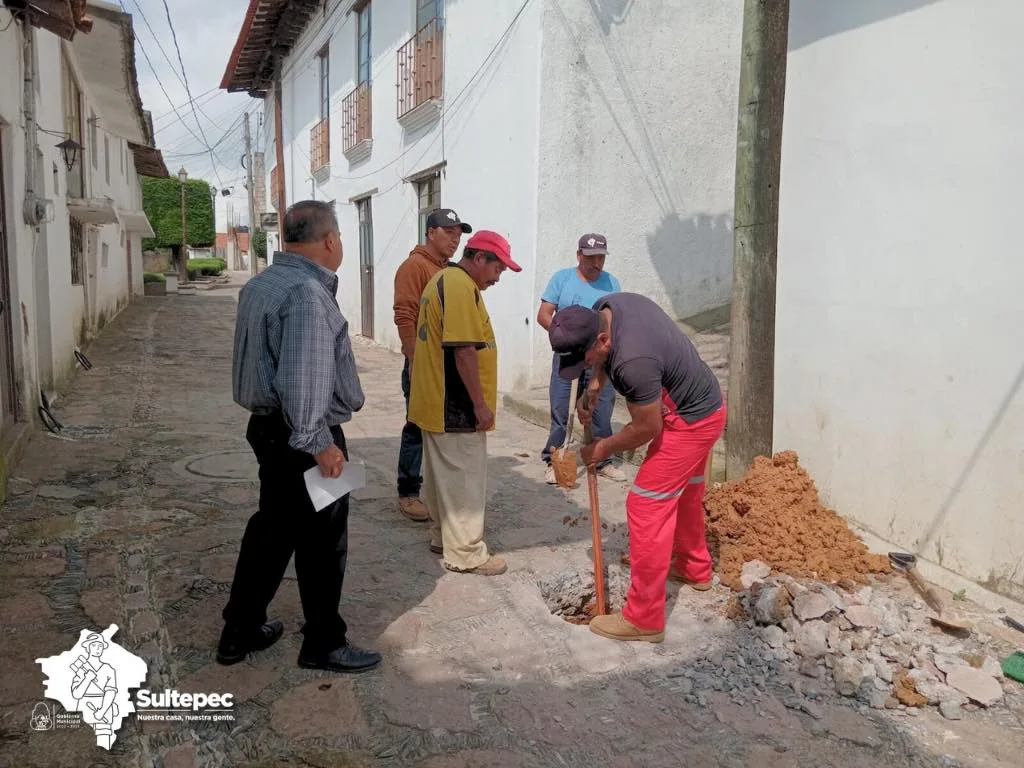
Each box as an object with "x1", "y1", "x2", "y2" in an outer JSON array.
[{"x1": 178, "y1": 166, "x2": 188, "y2": 284}]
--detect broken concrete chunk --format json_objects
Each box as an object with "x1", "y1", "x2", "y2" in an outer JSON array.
[
  {"x1": 760, "y1": 624, "x2": 787, "y2": 649},
  {"x1": 844, "y1": 604, "x2": 880, "y2": 629},
  {"x1": 794, "y1": 620, "x2": 829, "y2": 659},
  {"x1": 752, "y1": 585, "x2": 792, "y2": 625},
  {"x1": 793, "y1": 592, "x2": 831, "y2": 622},
  {"x1": 834, "y1": 656, "x2": 865, "y2": 697},
  {"x1": 740, "y1": 560, "x2": 771, "y2": 589},
  {"x1": 945, "y1": 666, "x2": 1004, "y2": 707},
  {"x1": 934, "y1": 653, "x2": 968, "y2": 676}
]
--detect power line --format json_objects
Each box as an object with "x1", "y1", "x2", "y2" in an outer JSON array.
[{"x1": 159, "y1": 0, "x2": 224, "y2": 186}]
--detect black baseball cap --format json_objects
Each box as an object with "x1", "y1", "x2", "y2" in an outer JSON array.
[
  {"x1": 577, "y1": 233, "x2": 608, "y2": 256},
  {"x1": 426, "y1": 208, "x2": 472, "y2": 233},
  {"x1": 549, "y1": 305, "x2": 601, "y2": 380}
]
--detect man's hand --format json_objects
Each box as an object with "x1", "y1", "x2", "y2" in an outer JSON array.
[
  {"x1": 474, "y1": 402, "x2": 495, "y2": 431},
  {"x1": 581, "y1": 439, "x2": 609, "y2": 468},
  {"x1": 576, "y1": 388, "x2": 598, "y2": 426},
  {"x1": 401, "y1": 337, "x2": 416, "y2": 363},
  {"x1": 315, "y1": 443, "x2": 345, "y2": 478}
]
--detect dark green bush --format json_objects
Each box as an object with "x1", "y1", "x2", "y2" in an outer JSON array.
[
  {"x1": 187, "y1": 257, "x2": 227, "y2": 280},
  {"x1": 141, "y1": 177, "x2": 215, "y2": 250},
  {"x1": 143, "y1": 272, "x2": 166, "y2": 284}
]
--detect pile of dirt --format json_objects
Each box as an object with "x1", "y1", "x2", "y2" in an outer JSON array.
[{"x1": 704, "y1": 450, "x2": 891, "y2": 590}]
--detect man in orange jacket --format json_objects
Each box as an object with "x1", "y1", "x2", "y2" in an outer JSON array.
[{"x1": 392, "y1": 208, "x2": 472, "y2": 522}]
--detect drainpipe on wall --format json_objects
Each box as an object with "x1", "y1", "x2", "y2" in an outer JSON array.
[{"x1": 20, "y1": 17, "x2": 44, "y2": 228}]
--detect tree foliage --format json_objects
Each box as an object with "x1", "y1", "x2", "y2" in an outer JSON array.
[
  {"x1": 252, "y1": 230, "x2": 267, "y2": 261},
  {"x1": 141, "y1": 177, "x2": 215, "y2": 249}
]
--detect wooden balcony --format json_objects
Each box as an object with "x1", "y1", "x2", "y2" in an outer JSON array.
[
  {"x1": 270, "y1": 164, "x2": 282, "y2": 210},
  {"x1": 341, "y1": 82, "x2": 372, "y2": 154},
  {"x1": 310, "y1": 117, "x2": 330, "y2": 173},
  {"x1": 397, "y1": 17, "x2": 444, "y2": 122}
]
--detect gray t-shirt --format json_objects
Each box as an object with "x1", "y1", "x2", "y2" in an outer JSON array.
[{"x1": 594, "y1": 293, "x2": 722, "y2": 423}]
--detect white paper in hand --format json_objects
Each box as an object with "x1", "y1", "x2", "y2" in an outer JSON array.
[{"x1": 303, "y1": 460, "x2": 366, "y2": 511}]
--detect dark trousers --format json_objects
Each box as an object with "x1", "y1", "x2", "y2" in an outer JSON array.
[
  {"x1": 542, "y1": 353, "x2": 616, "y2": 469},
  {"x1": 397, "y1": 357, "x2": 423, "y2": 497},
  {"x1": 222, "y1": 412, "x2": 350, "y2": 653}
]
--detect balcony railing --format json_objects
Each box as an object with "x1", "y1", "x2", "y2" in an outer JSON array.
[
  {"x1": 310, "y1": 117, "x2": 330, "y2": 172},
  {"x1": 397, "y1": 17, "x2": 444, "y2": 119},
  {"x1": 270, "y1": 164, "x2": 282, "y2": 209},
  {"x1": 341, "y1": 82, "x2": 372, "y2": 152}
]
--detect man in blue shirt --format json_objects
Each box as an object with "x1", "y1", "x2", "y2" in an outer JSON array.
[{"x1": 536, "y1": 233, "x2": 625, "y2": 483}]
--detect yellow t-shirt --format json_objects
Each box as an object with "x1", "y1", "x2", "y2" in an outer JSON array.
[{"x1": 408, "y1": 265, "x2": 498, "y2": 433}]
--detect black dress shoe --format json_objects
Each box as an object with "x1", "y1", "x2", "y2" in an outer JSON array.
[
  {"x1": 297, "y1": 644, "x2": 382, "y2": 674},
  {"x1": 216, "y1": 619, "x2": 285, "y2": 665}
]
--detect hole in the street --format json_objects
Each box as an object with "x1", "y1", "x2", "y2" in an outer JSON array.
[{"x1": 537, "y1": 567, "x2": 629, "y2": 625}]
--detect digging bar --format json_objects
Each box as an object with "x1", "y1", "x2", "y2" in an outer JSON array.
[{"x1": 584, "y1": 423, "x2": 607, "y2": 616}]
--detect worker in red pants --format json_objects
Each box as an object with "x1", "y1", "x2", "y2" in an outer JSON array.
[{"x1": 548, "y1": 294, "x2": 725, "y2": 643}]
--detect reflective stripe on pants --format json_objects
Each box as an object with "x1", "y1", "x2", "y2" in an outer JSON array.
[{"x1": 622, "y1": 395, "x2": 726, "y2": 632}]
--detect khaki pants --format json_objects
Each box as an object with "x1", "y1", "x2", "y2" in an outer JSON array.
[{"x1": 422, "y1": 430, "x2": 489, "y2": 570}]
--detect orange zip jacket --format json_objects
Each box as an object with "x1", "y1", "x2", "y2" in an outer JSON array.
[{"x1": 393, "y1": 245, "x2": 447, "y2": 343}]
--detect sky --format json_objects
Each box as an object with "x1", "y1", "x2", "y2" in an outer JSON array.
[{"x1": 121, "y1": 0, "x2": 260, "y2": 231}]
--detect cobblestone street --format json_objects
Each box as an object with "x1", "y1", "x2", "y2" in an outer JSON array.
[{"x1": 1, "y1": 286, "x2": 1022, "y2": 768}]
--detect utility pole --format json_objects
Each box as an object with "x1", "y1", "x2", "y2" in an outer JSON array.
[
  {"x1": 725, "y1": 0, "x2": 790, "y2": 480},
  {"x1": 243, "y1": 111, "x2": 258, "y2": 276}
]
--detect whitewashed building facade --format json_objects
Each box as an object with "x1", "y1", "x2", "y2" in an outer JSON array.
[
  {"x1": 774, "y1": 0, "x2": 1023, "y2": 604},
  {"x1": 222, "y1": 0, "x2": 742, "y2": 390},
  {"x1": 0, "y1": 0, "x2": 166, "y2": 472}
]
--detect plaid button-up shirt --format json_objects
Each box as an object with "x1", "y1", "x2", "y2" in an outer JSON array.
[{"x1": 233, "y1": 251, "x2": 365, "y2": 455}]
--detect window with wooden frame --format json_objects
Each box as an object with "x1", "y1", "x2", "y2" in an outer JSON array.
[
  {"x1": 61, "y1": 56, "x2": 85, "y2": 198},
  {"x1": 415, "y1": 172, "x2": 441, "y2": 245},
  {"x1": 343, "y1": 1, "x2": 372, "y2": 151},
  {"x1": 310, "y1": 43, "x2": 331, "y2": 171}
]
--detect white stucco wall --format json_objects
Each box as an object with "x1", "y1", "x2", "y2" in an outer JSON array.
[
  {"x1": 533, "y1": 0, "x2": 742, "y2": 380},
  {"x1": 272, "y1": 0, "x2": 741, "y2": 390},
  {"x1": 774, "y1": 0, "x2": 1024, "y2": 601},
  {"x1": 0, "y1": 13, "x2": 147, "y2": 411},
  {"x1": 277, "y1": 0, "x2": 542, "y2": 389}
]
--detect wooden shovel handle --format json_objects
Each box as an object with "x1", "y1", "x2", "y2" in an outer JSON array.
[
  {"x1": 904, "y1": 566, "x2": 946, "y2": 615},
  {"x1": 584, "y1": 423, "x2": 607, "y2": 615}
]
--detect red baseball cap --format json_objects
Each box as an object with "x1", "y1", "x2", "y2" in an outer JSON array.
[{"x1": 465, "y1": 230, "x2": 521, "y2": 272}]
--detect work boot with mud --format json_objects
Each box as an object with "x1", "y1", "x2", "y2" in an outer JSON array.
[
  {"x1": 589, "y1": 612, "x2": 665, "y2": 643},
  {"x1": 444, "y1": 555, "x2": 507, "y2": 576},
  {"x1": 398, "y1": 496, "x2": 429, "y2": 522}
]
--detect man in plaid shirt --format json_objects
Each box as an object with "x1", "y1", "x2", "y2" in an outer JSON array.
[{"x1": 219, "y1": 200, "x2": 381, "y2": 674}]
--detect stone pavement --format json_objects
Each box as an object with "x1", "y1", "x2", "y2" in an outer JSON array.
[{"x1": 1, "y1": 283, "x2": 1022, "y2": 767}]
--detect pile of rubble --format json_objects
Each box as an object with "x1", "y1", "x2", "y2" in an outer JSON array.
[{"x1": 728, "y1": 561, "x2": 1013, "y2": 720}]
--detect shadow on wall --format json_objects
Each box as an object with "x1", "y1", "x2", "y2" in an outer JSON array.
[
  {"x1": 789, "y1": 0, "x2": 943, "y2": 51},
  {"x1": 585, "y1": 0, "x2": 637, "y2": 34},
  {"x1": 646, "y1": 212, "x2": 733, "y2": 321}
]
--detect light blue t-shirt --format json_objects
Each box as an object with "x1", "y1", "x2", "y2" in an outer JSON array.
[{"x1": 541, "y1": 267, "x2": 621, "y2": 312}]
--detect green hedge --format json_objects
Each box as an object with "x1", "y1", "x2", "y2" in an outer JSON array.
[
  {"x1": 143, "y1": 272, "x2": 166, "y2": 284},
  {"x1": 141, "y1": 177, "x2": 215, "y2": 250},
  {"x1": 187, "y1": 257, "x2": 226, "y2": 280},
  {"x1": 252, "y1": 229, "x2": 267, "y2": 261}
]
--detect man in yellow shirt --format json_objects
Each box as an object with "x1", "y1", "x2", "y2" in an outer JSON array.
[{"x1": 408, "y1": 230, "x2": 520, "y2": 576}]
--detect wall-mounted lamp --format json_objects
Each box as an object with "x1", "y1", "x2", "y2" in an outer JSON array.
[{"x1": 56, "y1": 138, "x2": 82, "y2": 171}]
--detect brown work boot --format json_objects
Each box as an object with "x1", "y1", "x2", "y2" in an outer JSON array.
[
  {"x1": 619, "y1": 551, "x2": 713, "y2": 590},
  {"x1": 589, "y1": 612, "x2": 664, "y2": 643},
  {"x1": 444, "y1": 555, "x2": 507, "y2": 576},
  {"x1": 398, "y1": 496, "x2": 429, "y2": 522}
]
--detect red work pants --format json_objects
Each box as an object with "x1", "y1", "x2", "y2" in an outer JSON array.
[{"x1": 621, "y1": 393, "x2": 726, "y2": 631}]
